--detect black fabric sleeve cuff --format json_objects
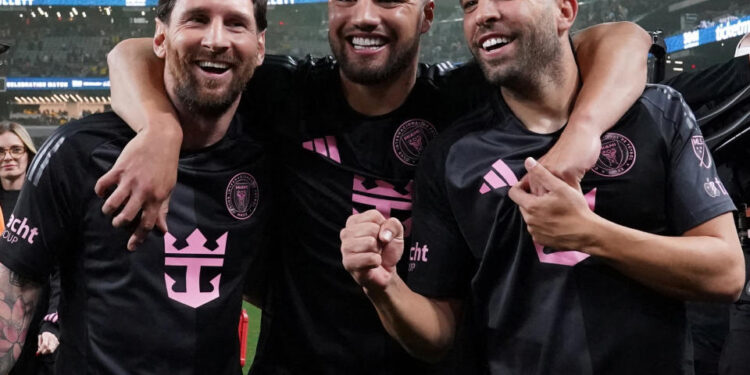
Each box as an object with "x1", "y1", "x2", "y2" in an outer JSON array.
[{"x1": 0, "y1": 250, "x2": 48, "y2": 284}]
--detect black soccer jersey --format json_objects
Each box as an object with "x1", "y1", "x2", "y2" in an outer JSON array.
[
  {"x1": 408, "y1": 85, "x2": 736, "y2": 375},
  {"x1": 0, "y1": 112, "x2": 272, "y2": 375},
  {"x1": 240, "y1": 57, "x2": 489, "y2": 375}
]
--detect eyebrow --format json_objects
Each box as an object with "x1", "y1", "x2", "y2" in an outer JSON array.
[{"x1": 180, "y1": 7, "x2": 253, "y2": 25}]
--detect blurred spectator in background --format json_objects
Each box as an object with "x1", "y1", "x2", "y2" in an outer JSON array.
[{"x1": 0, "y1": 122, "x2": 59, "y2": 375}]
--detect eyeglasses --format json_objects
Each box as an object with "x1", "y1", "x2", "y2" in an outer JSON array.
[{"x1": 0, "y1": 146, "x2": 26, "y2": 158}]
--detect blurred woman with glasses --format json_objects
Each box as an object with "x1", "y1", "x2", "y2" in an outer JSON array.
[
  {"x1": 0, "y1": 121, "x2": 59, "y2": 375},
  {"x1": 0, "y1": 121, "x2": 36, "y2": 221}
]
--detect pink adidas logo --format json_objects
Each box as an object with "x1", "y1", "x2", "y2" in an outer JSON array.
[
  {"x1": 479, "y1": 158, "x2": 597, "y2": 267},
  {"x1": 43, "y1": 312, "x2": 58, "y2": 324},
  {"x1": 480, "y1": 160, "x2": 519, "y2": 194},
  {"x1": 164, "y1": 230, "x2": 227, "y2": 309},
  {"x1": 303, "y1": 136, "x2": 341, "y2": 164}
]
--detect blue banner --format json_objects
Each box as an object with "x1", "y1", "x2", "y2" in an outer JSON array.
[
  {"x1": 5, "y1": 77, "x2": 109, "y2": 90},
  {"x1": 0, "y1": 0, "x2": 326, "y2": 6},
  {"x1": 665, "y1": 15, "x2": 750, "y2": 54}
]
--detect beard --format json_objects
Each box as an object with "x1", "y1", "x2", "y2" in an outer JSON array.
[
  {"x1": 475, "y1": 12, "x2": 562, "y2": 97},
  {"x1": 166, "y1": 46, "x2": 255, "y2": 118},
  {"x1": 329, "y1": 30, "x2": 421, "y2": 86}
]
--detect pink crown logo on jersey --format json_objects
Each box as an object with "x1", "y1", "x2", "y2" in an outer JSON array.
[
  {"x1": 164, "y1": 230, "x2": 227, "y2": 308},
  {"x1": 352, "y1": 176, "x2": 414, "y2": 236},
  {"x1": 165, "y1": 230, "x2": 227, "y2": 255}
]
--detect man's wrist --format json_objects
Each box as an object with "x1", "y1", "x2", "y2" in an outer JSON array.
[
  {"x1": 363, "y1": 275, "x2": 402, "y2": 306},
  {"x1": 140, "y1": 117, "x2": 183, "y2": 144},
  {"x1": 566, "y1": 111, "x2": 605, "y2": 138},
  {"x1": 579, "y1": 213, "x2": 612, "y2": 258}
]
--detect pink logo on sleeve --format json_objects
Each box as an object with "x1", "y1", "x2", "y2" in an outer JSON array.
[
  {"x1": 2, "y1": 214, "x2": 40, "y2": 245},
  {"x1": 164, "y1": 230, "x2": 227, "y2": 309},
  {"x1": 408, "y1": 242, "x2": 429, "y2": 271},
  {"x1": 691, "y1": 136, "x2": 712, "y2": 169}
]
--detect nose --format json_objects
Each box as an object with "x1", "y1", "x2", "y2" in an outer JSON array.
[
  {"x1": 352, "y1": 0, "x2": 379, "y2": 31},
  {"x1": 475, "y1": 0, "x2": 501, "y2": 27},
  {"x1": 202, "y1": 18, "x2": 231, "y2": 54}
]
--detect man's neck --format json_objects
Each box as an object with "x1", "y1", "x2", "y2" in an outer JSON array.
[
  {"x1": 173, "y1": 97, "x2": 240, "y2": 151},
  {"x1": 339, "y1": 62, "x2": 418, "y2": 117},
  {"x1": 501, "y1": 42, "x2": 580, "y2": 135}
]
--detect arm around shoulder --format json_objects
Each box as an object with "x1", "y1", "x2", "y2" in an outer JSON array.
[{"x1": 538, "y1": 22, "x2": 651, "y2": 185}]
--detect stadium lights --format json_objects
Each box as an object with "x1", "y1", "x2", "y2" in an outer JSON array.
[
  {"x1": 72, "y1": 7, "x2": 78, "y2": 16},
  {"x1": 82, "y1": 12, "x2": 87, "y2": 18}
]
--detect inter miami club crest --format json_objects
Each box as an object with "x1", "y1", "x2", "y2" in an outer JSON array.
[
  {"x1": 592, "y1": 133, "x2": 636, "y2": 177},
  {"x1": 225, "y1": 173, "x2": 259, "y2": 220},
  {"x1": 691, "y1": 136, "x2": 712, "y2": 168},
  {"x1": 393, "y1": 119, "x2": 438, "y2": 166}
]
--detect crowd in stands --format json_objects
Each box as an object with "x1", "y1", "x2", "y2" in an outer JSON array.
[
  {"x1": 10, "y1": 109, "x2": 75, "y2": 126},
  {"x1": 0, "y1": 0, "x2": 748, "y2": 78},
  {"x1": 696, "y1": 1, "x2": 750, "y2": 29},
  {"x1": 0, "y1": 7, "x2": 151, "y2": 78}
]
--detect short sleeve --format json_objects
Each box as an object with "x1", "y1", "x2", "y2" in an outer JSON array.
[
  {"x1": 407, "y1": 142, "x2": 474, "y2": 299},
  {"x1": 0, "y1": 131, "x2": 76, "y2": 282},
  {"x1": 662, "y1": 92, "x2": 736, "y2": 234}
]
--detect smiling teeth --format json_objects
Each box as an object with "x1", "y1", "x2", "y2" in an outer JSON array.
[
  {"x1": 352, "y1": 37, "x2": 385, "y2": 50},
  {"x1": 482, "y1": 37, "x2": 511, "y2": 50},
  {"x1": 198, "y1": 61, "x2": 230, "y2": 69}
]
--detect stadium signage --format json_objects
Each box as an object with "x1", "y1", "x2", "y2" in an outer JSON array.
[
  {"x1": 716, "y1": 19, "x2": 750, "y2": 41},
  {"x1": 0, "y1": 0, "x2": 34, "y2": 6},
  {"x1": 666, "y1": 15, "x2": 750, "y2": 53},
  {"x1": 6, "y1": 77, "x2": 110, "y2": 90}
]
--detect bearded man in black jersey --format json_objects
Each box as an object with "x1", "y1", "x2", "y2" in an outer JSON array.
[
  {"x1": 0, "y1": 0, "x2": 271, "y2": 374},
  {"x1": 93, "y1": 0, "x2": 662, "y2": 373},
  {"x1": 340, "y1": 0, "x2": 746, "y2": 373}
]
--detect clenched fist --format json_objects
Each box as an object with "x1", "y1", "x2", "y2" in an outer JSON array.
[{"x1": 340, "y1": 210, "x2": 405, "y2": 292}]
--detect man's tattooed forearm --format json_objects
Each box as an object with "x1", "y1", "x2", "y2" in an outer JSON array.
[{"x1": 0, "y1": 265, "x2": 41, "y2": 374}]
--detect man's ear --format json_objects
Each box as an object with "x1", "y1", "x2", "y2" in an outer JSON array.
[
  {"x1": 153, "y1": 18, "x2": 167, "y2": 59},
  {"x1": 256, "y1": 30, "x2": 266, "y2": 66},
  {"x1": 421, "y1": 0, "x2": 435, "y2": 34},
  {"x1": 557, "y1": 0, "x2": 578, "y2": 34}
]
